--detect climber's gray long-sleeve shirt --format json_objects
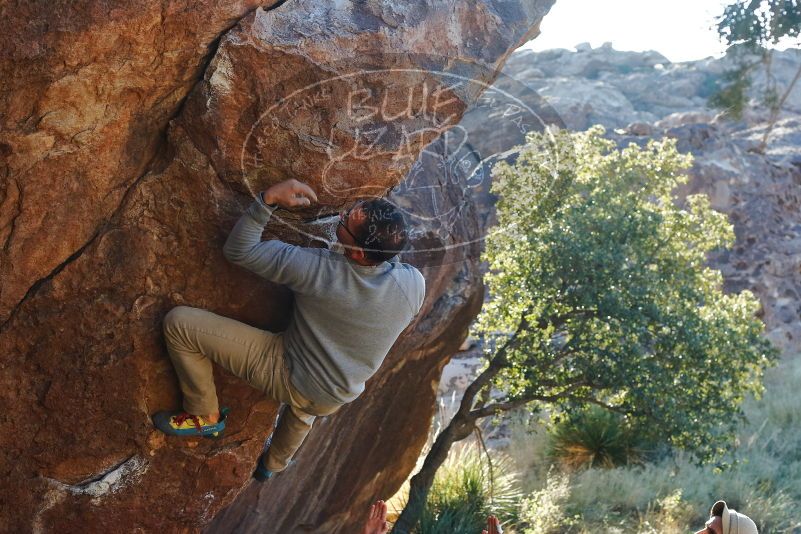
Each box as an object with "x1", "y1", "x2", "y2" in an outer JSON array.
[{"x1": 222, "y1": 196, "x2": 426, "y2": 407}]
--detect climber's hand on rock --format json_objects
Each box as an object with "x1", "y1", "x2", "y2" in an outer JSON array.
[{"x1": 261, "y1": 179, "x2": 318, "y2": 208}]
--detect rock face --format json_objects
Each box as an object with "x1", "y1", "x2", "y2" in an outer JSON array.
[
  {"x1": 519, "y1": 44, "x2": 801, "y2": 128},
  {"x1": 0, "y1": 0, "x2": 271, "y2": 326},
  {"x1": 461, "y1": 43, "x2": 801, "y2": 155},
  {"x1": 0, "y1": 1, "x2": 554, "y2": 532}
]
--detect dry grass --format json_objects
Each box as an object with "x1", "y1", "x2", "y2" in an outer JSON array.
[{"x1": 509, "y1": 356, "x2": 801, "y2": 533}]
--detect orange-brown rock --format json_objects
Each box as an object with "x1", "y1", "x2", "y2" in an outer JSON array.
[
  {"x1": 0, "y1": 0, "x2": 273, "y2": 326},
  {"x1": 0, "y1": 0, "x2": 554, "y2": 532}
]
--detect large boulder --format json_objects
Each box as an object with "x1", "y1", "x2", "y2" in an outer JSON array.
[
  {"x1": 531, "y1": 77, "x2": 652, "y2": 130},
  {"x1": 0, "y1": 0, "x2": 554, "y2": 532}
]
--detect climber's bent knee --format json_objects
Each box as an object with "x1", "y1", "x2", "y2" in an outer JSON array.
[
  {"x1": 164, "y1": 305, "x2": 188, "y2": 330},
  {"x1": 163, "y1": 305, "x2": 203, "y2": 335}
]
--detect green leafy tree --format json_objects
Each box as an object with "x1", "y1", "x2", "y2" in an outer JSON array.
[
  {"x1": 391, "y1": 126, "x2": 778, "y2": 533},
  {"x1": 711, "y1": 0, "x2": 801, "y2": 151}
]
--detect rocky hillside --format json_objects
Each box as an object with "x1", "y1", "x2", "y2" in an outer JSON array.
[
  {"x1": 0, "y1": 1, "x2": 554, "y2": 532},
  {"x1": 648, "y1": 115, "x2": 801, "y2": 356},
  {"x1": 461, "y1": 43, "x2": 801, "y2": 156},
  {"x1": 516, "y1": 44, "x2": 799, "y2": 124},
  {"x1": 443, "y1": 46, "x2": 801, "y2": 421}
]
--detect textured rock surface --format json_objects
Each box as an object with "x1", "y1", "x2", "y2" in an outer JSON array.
[
  {"x1": 0, "y1": 0, "x2": 553, "y2": 532},
  {"x1": 461, "y1": 44, "x2": 801, "y2": 155},
  {"x1": 521, "y1": 44, "x2": 801, "y2": 127},
  {"x1": 0, "y1": 0, "x2": 271, "y2": 326}
]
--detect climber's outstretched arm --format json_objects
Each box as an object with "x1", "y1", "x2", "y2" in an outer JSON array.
[{"x1": 223, "y1": 179, "x2": 327, "y2": 294}]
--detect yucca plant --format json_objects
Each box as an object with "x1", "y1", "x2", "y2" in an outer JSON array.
[
  {"x1": 548, "y1": 407, "x2": 648, "y2": 469},
  {"x1": 413, "y1": 443, "x2": 522, "y2": 534}
]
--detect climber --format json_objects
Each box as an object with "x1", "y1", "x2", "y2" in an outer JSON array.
[
  {"x1": 153, "y1": 178, "x2": 426, "y2": 483},
  {"x1": 694, "y1": 500, "x2": 758, "y2": 534}
]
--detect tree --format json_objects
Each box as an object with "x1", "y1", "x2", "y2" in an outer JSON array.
[
  {"x1": 711, "y1": 0, "x2": 801, "y2": 151},
  {"x1": 391, "y1": 126, "x2": 778, "y2": 533}
]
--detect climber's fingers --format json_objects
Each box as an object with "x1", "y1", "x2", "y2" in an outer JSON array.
[
  {"x1": 263, "y1": 179, "x2": 318, "y2": 208},
  {"x1": 287, "y1": 180, "x2": 318, "y2": 206},
  {"x1": 368, "y1": 500, "x2": 385, "y2": 519}
]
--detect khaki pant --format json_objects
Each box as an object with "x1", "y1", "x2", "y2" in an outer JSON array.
[{"x1": 162, "y1": 305, "x2": 341, "y2": 472}]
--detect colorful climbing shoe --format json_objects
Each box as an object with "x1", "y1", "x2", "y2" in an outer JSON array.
[
  {"x1": 253, "y1": 454, "x2": 296, "y2": 483},
  {"x1": 252, "y1": 404, "x2": 300, "y2": 482},
  {"x1": 253, "y1": 451, "x2": 274, "y2": 482},
  {"x1": 153, "y1": 407, "x2": 229, "y2": 438}
]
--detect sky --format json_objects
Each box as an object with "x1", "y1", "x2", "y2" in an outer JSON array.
[{"x1": 522, "y1": 0, "x2": 737, "y2": 63}]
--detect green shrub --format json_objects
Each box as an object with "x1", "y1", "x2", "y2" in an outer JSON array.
[
  {"x1": 547, "y1": 407, "x2": 650, "y2": 469},
  {"x1": 413, "y1": 443, "x2": 522, "y2": 534},
  {"x1": 519, "y1": 469, "x2": 574, "y2": 534}
]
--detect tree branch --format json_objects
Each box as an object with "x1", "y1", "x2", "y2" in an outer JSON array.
[
  {"x1": 554, "y1": 314, "x2": 594, "y2": 356},
  {"x1": 759, "y1": 59, "x2": 801, "y2": 150},
  {"x1": 468, "y1": 381, "x2": 590, "y2": 419},
  {"x1": 536, "y1": 307, "x2": 597, "y2": 331},
  {"x1": 469, "y1": 398, "x2": 531, "y2": 419},
  {"x1": 457, "y1": 307, "x2": 532, "y2": 418},
  {"x1": 567, "y1": 396, "x2": 630, "y2": 416}
]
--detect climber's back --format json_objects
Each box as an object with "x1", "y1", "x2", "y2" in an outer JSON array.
[{"x1": 285, "y1": 247, "x2": 425, "y2": 406}]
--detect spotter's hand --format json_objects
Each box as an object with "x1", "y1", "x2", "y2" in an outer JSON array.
[{"x1": 482, "y1": 516, "x2": 502, "y2": 534}]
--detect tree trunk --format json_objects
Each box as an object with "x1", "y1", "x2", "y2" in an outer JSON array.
[
  {"x1": 391, "y1": 327, "x2": 522, "y2": 532},
  {"x1": 391, "y1": 411, "x2": 477, "y2": 533}
]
